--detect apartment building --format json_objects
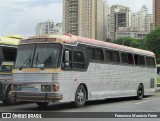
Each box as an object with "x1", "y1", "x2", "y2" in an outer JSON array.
[
  {"x1": 110, "y1": 5, "x2": 131, "y2": 40},
  {"x1": 131, "y1": 5, "x2": 153, "y2": 32},
  {"x1": 63, "y1": 0, "x2": 108, "y2": 41},
  {"x1": 36, "y1": 20, "x2": 62, "y2": 36},
  {"x1": 153, "y1": 0, "x2": 160, "y2": 28}
]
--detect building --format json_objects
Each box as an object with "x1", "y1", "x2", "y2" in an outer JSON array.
[
  {"x1": 115, "y1": 29, "x2": 148, "y2": 40},
  {"x1": 36, "y1": 20, "x2": 62, "y2": 36},
  {"x1": 63, "y1": 0, "x2": 108, "y2": 41},
  {"x1": 145, "y1": 14, "x2": 153, "y2": 32},
  {"x1": 103, "y1": 1, "x2": 109, "y2": 41},
  {"x1": 113, "y1": 5, "x2": 152, "y2": 40},
  {"x1": 153, "y1": 0, "x2": 160, "y2": 28},
  {"x1": 131, "y1": 5, "x2": 153, "y2": 32},
  {"x1": 36, "y1": 23, "x2": 46, "y2": 36},
  {"x1": 110, "y1": 5, "x2": 131, "y2": 40}
]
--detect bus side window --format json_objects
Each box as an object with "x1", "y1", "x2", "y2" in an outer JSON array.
[
  {"x1": 146, "y1": 57, "x2": 156, "y2": 67},
  {"x1": 87, "y1": 47, "x2": 104, "y2": 61},
  {"x1": 111, "y1": 51, "x2": 120, "y2": 63},
  {"x1": 87, "y1": 48, "x2": 94, "y2": 60},
  {"x1": 134, "y1": 55, "x2": 138, "y2": 65},
  {"x1": 134, "y1": 55, "x2": 145, "y2": 66},
  {"x1": 157, "y1": 66, "x2": 160, "y2": 75},
  {"x1": 73, "y1": 51, "x2": 85, "y2": 69},
  {"x1": 121, "y1": 53, "x2": 129, "y2": 64},
  {"x1": 94, "y1": 49, "x2": 104, "y2": 61},
  {"x1": 128, "y1": 54, "x2": 134, "y2": 65},
  {"x1": 121, "y1": 53, "x2": 133, "y2": 65},
  {"x1": 138, "y1": 56, "x2": 145, "y2": 66},
  {"x1": 105, "y1": 50, "x2": 111, "y2": 62}
]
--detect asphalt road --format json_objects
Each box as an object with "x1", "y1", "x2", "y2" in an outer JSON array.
[
  {"x1": 1, "y1": 93, "x2": 160, "y2": 112},
  {"x1": 0, "y1": 92, "x2": 160, "y2": 121}
]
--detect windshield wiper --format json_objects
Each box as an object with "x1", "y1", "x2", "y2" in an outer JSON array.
[
  {"x1": 19, "y1": 55, "x2": 32, "y2": 70},
  {"x1": 35, "y1": 52, "x2": 44, "y2": 70}
]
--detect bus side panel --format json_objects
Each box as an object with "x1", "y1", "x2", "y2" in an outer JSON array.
[{"x1": 58, "y1": 63, "x2": 156, "y2": 102}]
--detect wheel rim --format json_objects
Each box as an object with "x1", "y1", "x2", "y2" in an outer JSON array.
[
  {"x1": 138, "y1": 87, "x2": 143, "y2": 97},
  {"x1": 8, "y1": 91, "x2": 14, "y2": 101},
  {"x1": 6, "y1": 89, "x2": 15, "y2": 104},
  {"x1": 76, "y1": 88, "x2": 85, "y2": 104}
]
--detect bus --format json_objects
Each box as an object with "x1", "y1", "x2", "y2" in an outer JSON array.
[
  {"x1": 157, "y1": 64, "x2": 160, "y2": 85},
  {"x1": 12, "y1": 34, "x2": 156, "y2": 108},
  {"x1": 0, "y1": 35, "x2": 23, "y2": 105},
  {"x1": 157, "y1": 64, "x2": 160, "y2": 75}
]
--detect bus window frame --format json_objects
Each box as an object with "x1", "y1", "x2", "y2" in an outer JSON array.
[{"x1": 62, "y1": 49, "x2": 87, "y2": 71}]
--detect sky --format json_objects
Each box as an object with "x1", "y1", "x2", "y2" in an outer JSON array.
[{"x1": 0, "y1": 0, "x2": 152, "y2": 37}]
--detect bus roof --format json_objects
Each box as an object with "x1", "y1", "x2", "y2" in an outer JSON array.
[
  {"x1": 5, "y1": 35, "x2": 24, "y2": 39},
  {"x1": 28, "y1": 34, "x2": 155, "y2": 57},
  {"x1": 0, "y1": 35, "x2": 23, "y2": 46}
]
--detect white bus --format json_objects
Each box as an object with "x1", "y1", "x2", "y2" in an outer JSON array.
[{"x1": 12, "y1": 34, "x2": 156, "y2": 108}]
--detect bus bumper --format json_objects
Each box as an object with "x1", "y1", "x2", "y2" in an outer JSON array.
[{"x1": 12, "y1": 92, "x2": 63, "y2": 102}]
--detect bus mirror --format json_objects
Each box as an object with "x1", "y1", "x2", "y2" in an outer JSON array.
[
  {"x1": 65, "y1": 50, "x2": 70, "y2": 62},
  {"x1": 65, "y1": 50, "x2": 70, "y2": 67}
]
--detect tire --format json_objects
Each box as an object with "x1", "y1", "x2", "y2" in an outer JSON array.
[
  {"x1": 3, "y1": 86, "x2": 16, "y2": 105},
  {"x1": 36, "y1": 102, "x2": 49, "y2": 108},
  {"x1": 136, "y1": 84, "x2": 144, "y2": 100},
  {"x1": 74, "y1": 85, "x2": 87, "y2": 108}
]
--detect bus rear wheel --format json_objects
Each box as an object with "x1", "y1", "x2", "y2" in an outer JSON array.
[
  {"x1": 74, "y1": 85, "x2": 87, "y2": 108},
  {"x1": 36, "y1": 102, "x2": 49, "y2": 108},
  {"x1": 136, "y1": 84, "x2": 144, "y2": 100}
]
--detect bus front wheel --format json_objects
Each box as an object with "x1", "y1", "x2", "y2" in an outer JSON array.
[
  {"x1": 3, "y1": 85, "x2": 16, "y2": 105},
  {"x1": 74, "y1": 85, "x2": 87, "y2": 108},
  {"x1": 136, "y1": 84, "x2": 144, "y2": 100}
]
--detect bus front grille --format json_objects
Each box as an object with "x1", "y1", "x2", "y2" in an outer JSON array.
[{"x1": 13, "y1": 73, "x2": 53, "y2": 83}]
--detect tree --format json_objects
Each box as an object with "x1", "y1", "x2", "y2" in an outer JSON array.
[
  {"x1": 113, "y1": 36, "x2": 142, "y2": 48},
  {"x1": 144, "y1": 27, "x2": 160, "y2": 63}
]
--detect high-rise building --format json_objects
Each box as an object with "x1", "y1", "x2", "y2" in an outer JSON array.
[
  {"x1": 109, "y1": 5, "x2": 131, "y2": 40},
  {"x1": 105, "y1": 3, "x2": 110, "y2": 40},
  {"x1": 153, "y1": 0, "x2": 160, "y2": 28},
  {"x1": 36, "y1": 23, "x2": 46, "y2": 36},
  {"x1": 63, "y1": 0, "x2": 108, "y2": 41},
  {"x1": 131, "y1": 5, "x2": 152, "y2": 32},
  {"x1": 145, "y1": 14, "x2": 153, "y2": 32},
  {"x1": 36, "y1": 20, "x2": 62, "y2": 36}
]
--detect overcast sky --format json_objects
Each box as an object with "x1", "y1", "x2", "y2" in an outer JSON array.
[{"x1": 0, "y1": 0, "x2": 152, "y2": 37}]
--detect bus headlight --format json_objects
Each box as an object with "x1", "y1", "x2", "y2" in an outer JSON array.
[
  {"x1": 41, "y1": 85, "x2": 51, "y2": 92},
  {"x1": 52, "y1": 84, "x2": 59, "y2": 92}
]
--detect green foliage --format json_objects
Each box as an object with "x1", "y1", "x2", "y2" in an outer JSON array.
[
  {"x1": 144, "y1": 27, "x2": 160, "y2": 63},
  {"x1": 113, "y1": 36, "x2": 142, "y2": 48},
  {"x1": 110, "y1": 27, "x2": 160, "y2": 63}
]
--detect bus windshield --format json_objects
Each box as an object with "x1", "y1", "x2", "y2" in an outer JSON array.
[{"x1": 15, "y1": 43, "x2": 62, "y2": 69}]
